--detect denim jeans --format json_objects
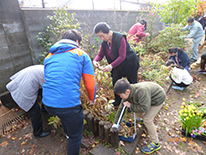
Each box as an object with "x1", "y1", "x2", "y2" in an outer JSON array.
[
  {"x1": 28, "y1": 101, "x2": 43, "y2": 136},
  {"x1": 44, "y1": 104, "x2": 84, "y2": 155}
]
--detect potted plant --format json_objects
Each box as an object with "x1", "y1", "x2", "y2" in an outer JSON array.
[{"x1": 178, "y1": 101, "x2": 206, "y2": 138}]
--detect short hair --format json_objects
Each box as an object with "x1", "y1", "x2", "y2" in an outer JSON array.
[
  {"x1": 94, "y1": 22, "x2": 111, "y2": 34},
  {"x1": 62, "y1": 29, "x2": 82, "y2": 44},
  {"x1": 114, "y1": 79, "x2": 131, "y2": 94},
  {"x1": 165, "y1": 59, "x2": 176, "y2": 66},
  {"x1": 187, "y1": 17, "x2": 194, "y2": 23},
  {"x1": 140, "y1": 20, "x2": 147, "y2": 30}
]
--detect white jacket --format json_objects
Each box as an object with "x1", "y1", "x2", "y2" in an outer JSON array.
[
  {"x1": 6, "y1": 65, "x2": 44, "y2": 112},
  {"x1": 170, "y1": 67, "x2": 193, "y2": 85}
]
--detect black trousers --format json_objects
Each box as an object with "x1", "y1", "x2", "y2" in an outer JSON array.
[
  {"x1": 28, "y1": 101, "x2": 43, "y2": 136},
  {"x1": 111, "y1": 68, "x2": 138, "y2": 106}
]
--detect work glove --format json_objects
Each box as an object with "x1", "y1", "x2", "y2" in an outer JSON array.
[{"x1": 112, "y1": 124, "x2": 120, "y2": 130}]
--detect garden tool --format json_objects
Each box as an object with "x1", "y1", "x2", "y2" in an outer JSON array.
[
  {"x1": 0, "y1": 100, "x2": 23, "y2": 135},
  {"x1": 116, "y1": 105, "x2": 137, "y2": 141}
]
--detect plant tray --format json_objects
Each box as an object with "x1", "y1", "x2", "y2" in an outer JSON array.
[
  {"x1": 118, "y1": 122, "x2": 137, "y2": 142},
  {"x1": 181, "y1": 129, "x2": 206, "y2": 141}
]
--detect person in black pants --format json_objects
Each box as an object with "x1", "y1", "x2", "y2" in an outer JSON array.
[{"x1": 93, "y1": 22, "x2": 139, "y2": 108}]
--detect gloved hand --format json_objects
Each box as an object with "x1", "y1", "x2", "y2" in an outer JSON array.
[{"x1": 112, "y1": 124, "x2": 120, "y2": 130}]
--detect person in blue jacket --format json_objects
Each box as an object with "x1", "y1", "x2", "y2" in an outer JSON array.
[
  {"x1": 183, "y1": 17, "x2": 204, "y2": 62},
  {"x1": 168, "y1": 47, "x2": 190, "y2": 71},
  {"x1": 42, "y1": 29, "x2": 97, "y2": 155}
]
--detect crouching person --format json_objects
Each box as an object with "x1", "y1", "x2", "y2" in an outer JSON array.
[{"x1": 112, "y1": 79, "x2": 166, "y2": 154}]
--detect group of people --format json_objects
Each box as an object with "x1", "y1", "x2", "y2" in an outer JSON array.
[{"x1": 5, "y1": 16, "x2": 206, "y2": 155}]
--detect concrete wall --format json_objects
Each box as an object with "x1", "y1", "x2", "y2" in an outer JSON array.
[
  {"x1": 22, "y1": 8, "x2": 163, "y2": 64},
  {"x1": 0, "y1": 0, "x2": 163, "y2": 94},
  {"x1": 0, "y1": 0, "x2": 33, "y2": 93}
]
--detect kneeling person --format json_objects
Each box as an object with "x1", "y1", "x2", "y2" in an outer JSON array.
[{"x1": 112, "y1": 79, "x2": 166, "y2": 154}]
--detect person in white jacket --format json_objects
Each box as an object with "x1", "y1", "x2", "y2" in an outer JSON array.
[
  {"x1": 165, "y1": 60, "x2": 193, "y2": 91},
  {"x1": 6, "y1": 65, "x2": 50, "y2": 138}
]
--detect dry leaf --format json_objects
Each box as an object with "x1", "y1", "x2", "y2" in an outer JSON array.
[
  {"x1": 21, "y1": 141, "x2": 26, "y2": 145},
  {"x1": 119, "y1": 140, "x2": 125, "y2": 146},
  {"x1": 0, "y1": 141, "x2": 8, "y2": 147}
]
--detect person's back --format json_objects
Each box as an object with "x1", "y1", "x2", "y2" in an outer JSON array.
[
  {"x1": 6, "y1": 65, "x2": 44, "y2": 111},
  {"x1": 43, "y1": 39, "x2": 96, "y2": 108}
]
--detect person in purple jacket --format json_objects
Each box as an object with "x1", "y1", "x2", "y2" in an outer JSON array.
[{"x1": 93, "y1": 22, "x2": 139, "y2": 108}]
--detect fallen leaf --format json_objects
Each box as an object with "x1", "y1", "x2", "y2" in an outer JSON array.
[
  {"x1": 194, "y1": 93, "x2": 200, "y2": 98},
  {"x1": 119, "y1": 140, "x2": 125, "y2": 146},
  {"x1": 21, "y1": 141, "x2": 26, "y2": 145},
  {"x1": 0, "y1": 141, "x2": 8, "y2": 147}
]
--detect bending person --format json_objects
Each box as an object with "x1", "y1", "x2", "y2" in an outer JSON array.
[
  {"x1": 6, "y1": 65, "x2": 50, "y2": 138},
  {"x1": 168, "y1": 47, "x2": 190, "y2": 71},
  {"x1": 165, "y1": 60, "x2": 193, "y2": 91}
]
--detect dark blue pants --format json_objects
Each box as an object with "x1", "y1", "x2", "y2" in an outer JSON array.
[
  {"x1": 28, "y1": 101, "x2": 43, "y2": 136},
  {"x1": 44, "y1": 105, "x2": 84, "y2": 155}
]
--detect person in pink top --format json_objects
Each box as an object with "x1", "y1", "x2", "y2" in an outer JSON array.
[{"x1": 128, "y1": 20, "x2": 150, "y2": 44}]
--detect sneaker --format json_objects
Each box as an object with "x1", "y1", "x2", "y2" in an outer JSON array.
[
  {"x1": 197, "y1": 70, "x2": 206, "y2": 74},
  {"x1": 136, "y1": 118, "x2": 144, "y2": 124},
  {"x1": 141, "y1": 142, "x2": 161, "y2": 154},
  {"x1": 190, "y1": 58, "x2": 197, "y2": 62},
  {"x1": 172, "y1": 86, "x2": 184, "y2": 91}
]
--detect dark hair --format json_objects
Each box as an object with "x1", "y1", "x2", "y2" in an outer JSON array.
[
  {"x1": 140, "y1": 20, "x2": 147, "y2": 30},
  {"x1": 187, "y1": 17, "x2": 194, "y2": 23},
  {"x1": 62, "y1": 29, "x2": 82, "y2": 44},
  {"x1": 200, "y1": 53, "x2": 206, "y2": 71},
  {"x1": 114, "y1": 79, "x2": 131, "y2": 94},
  {"x1": 168, "y1": 47, "x2": 183, "y2": 54},
  {"x1": 94, "y1": 22, "x2": 111, "y2": 34},
  {"x1": 165, "y1": 60, "x2": 184, "y2": 69},
  {"x1": 165, "y1": 59, "x2": 176, "y2": 66}
]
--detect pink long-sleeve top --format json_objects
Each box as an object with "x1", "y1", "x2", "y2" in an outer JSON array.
[
  {"x1": 94, "y1": 37, "x2": 127, "y2": 68},
  {"x1": 128, "y1": 23, "x2": 146, "y2": 43}
]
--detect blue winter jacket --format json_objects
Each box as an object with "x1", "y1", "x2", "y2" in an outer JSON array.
[{"x1": 42, "y1": 39, "x2": 96, "y2": 108}]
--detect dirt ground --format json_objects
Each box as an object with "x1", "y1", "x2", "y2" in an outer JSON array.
[{"x1": 0, "y1": 49, "x2": 206, "y2": 155}]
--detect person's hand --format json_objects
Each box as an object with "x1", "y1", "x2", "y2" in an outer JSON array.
[
  {"x1": 112, "y1": 124, "x2": 121, "y2": 130},
  {"x1": 123, "y1": 101, "x2": 131, "y2": 108},
  {"x1": 145, "y1": 33, "x2": 150, "y2": 37},
  {"x1": 102, "y1": 64, "x2": 112, "y2": 72},
  {"x1": 93, "y1": 60, "x2": 100, "y2": 68},
  {"x1": 89, "y1": 100, "x2": 96, "y2": 105}
]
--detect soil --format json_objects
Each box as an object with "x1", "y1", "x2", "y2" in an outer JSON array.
[{"x1": 0, "y1": 49, "x2": 206, "y2": 155}]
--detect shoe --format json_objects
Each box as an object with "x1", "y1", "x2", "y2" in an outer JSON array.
[
  {"x1": 197, "y1": 70, "x2": 206, "y2": 74},
  {"x1": 141, "y1": 142, "x2": 161, "y2": 154},
  {"x1": 136, "y1": 118, "x2": 144, "y2": 125},
  {"x1": 190, "y1": 58, "x2": 197, "y2": 62},
  {"x1": 172, "y1": 86, "x2": 184, "y2": 91},
  {"x1": 34, "y1": 131, "x2": 50, "y2": 138}
]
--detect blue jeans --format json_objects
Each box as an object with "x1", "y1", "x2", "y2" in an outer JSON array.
[{"x1": 45, "y1": 104, "x2": 84, "y2": 155}]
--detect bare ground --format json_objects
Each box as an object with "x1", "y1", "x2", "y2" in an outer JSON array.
[{"x1": 0, "y1": 49, "x2": 206, "y2": 155}]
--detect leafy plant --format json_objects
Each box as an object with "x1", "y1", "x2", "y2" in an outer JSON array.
[
  {"x1": 152, "y1": 0, "x2": 198, "y2": 25},
  {"x1": 36, "y1": 7, "x2": 80, "y2": 64},
  {"x1": 178, "y1": 101, "x2": 205, "y2": 137},
  {"x1": 48, "y1": 116, "x2": 61, "y2": 129},
  {"x1": 147, "y1": 23, "x2": 188, "y2": 54},
  {"x1": 139, "y1": 54, "x2": 170, "y2": 86}
]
